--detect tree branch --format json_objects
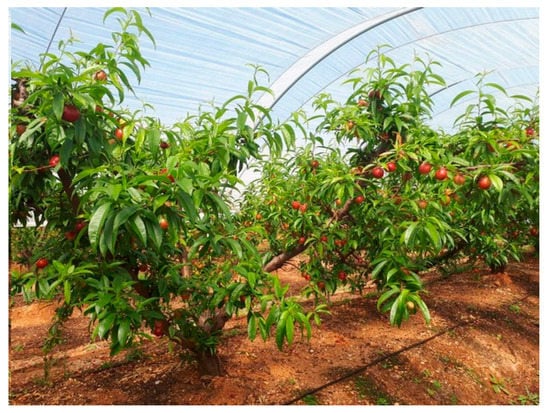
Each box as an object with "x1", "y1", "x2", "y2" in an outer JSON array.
[
  {"x1": 262, "y1": 139, "x2": 394, "y2": 274},
  {"x1": 263, "y1": 244, "x2": 307, "y2": 273},
  {"x1": 57, "y1": 167, "x2": 81, "y2": 216}
]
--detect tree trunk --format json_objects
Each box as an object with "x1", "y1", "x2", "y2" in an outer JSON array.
[
  {"x1": 175, "y1": 309, "x2": 231, "y2": 377},
  {"x1": 196, "y1": 349, "x2": 224, "y2": 377}
]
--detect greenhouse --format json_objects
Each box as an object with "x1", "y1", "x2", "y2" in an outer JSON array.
[{"x1": 8, "y1": 5, "x2": 540, "y2": 406}]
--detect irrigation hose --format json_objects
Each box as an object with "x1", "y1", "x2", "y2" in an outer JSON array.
[{"x1": 282, "y1": 292, "x2": 535, "y2": 405}]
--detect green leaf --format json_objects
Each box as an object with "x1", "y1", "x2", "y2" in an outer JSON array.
[
  {"x1": 296, "y1": 312, "x2": 312, "y2": 340},
  {"x1": 402, "y1": 221, "x2": 418, "y2": 246},
  {"x1": 152, "y1": 194, "x2": 170, "y2": 212},
  {"x1": 450, "y1": 90, "x2": 475, "y2": 108},
  {"x1": 73, "y1": 166, "x2": 106, "y2": 185},
  {"x1": 100, "y1": 214, "x2": 116, "y2": 256},
  {"x1": 275, "y1": 311, "x2": 289, "y2": 350},
  {"x1": 485, "y1": 82, "x2": 508, "y2": 96},
  {"x1": 59, "y1": 138, "x2": 74, "y2": 168},
  {"x1": 88, "y1": 202, "x2": 112, "y2": 248},
  {"x1": 224, "y1": 237, "x2": 243, "y2": 259},
  {"x1": 285, "y1": 313, "x2": 295, "y2": 346},
  {"x1": 97, "y1": 313, "x2": 116, "y2": 339},
  {"x1": 424, "y1": 222, "x2": 441, "y2": 249},
  {"x1": 52, "y1": 91, "x2": 65, "y2": 121},
  {"x1": 489, "y1": 173, "x2": 504, "y2": 192},
  {"x1": 377, "y1": 286, "x2": 399, "y2": 312},
  {"x1": 113, "y1": 205, "x2": 140, "y2": 233},
  {"x1": 178, "y1": 192, "x2": 199, "y2": 223},
  {"x1": 11, "y1": 22, "x2": 25, "y2": 33},
  {"x1": 129, "y1": 214, "x2": 148, "y2": 246},
  {"x1": 371, "y1": 259, "x2": 388, "y2": 280},
  {"x1": 389, "y1": 289, "x2": 409, "y2": 326},
  {"x1": 63, "y1": 280, "x2": 71, "y2": 304},
  {"x1": 247, "y1": 313, "x2": 257, "y2": 341},
  {"x1": 103, "y1": 7, "x2": 126, "y2": 23},
  {"x1": 117, "y1": 319, "x2": 131, "y2": 346},
  {"x1": 409, "y1": 294, "x2": 431, "y2": 324},
  {"x1": 258, "y1": 317, "x2": 269, "y2": 341},
  {"x1": 177, "y1": 177, "x2": 194, "y2": 194}
]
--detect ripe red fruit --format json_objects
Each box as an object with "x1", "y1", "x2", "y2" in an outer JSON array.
[
  {"x1": 334, "y1": 239, "x2": 347, "y2": 248},
  {"x1": 317, "y1": 281, "x2": 326, "y2": 291},
  {"x1": 49, "y1": 155, "x2": 60, "y2": 168},
  {"x1": 153, "y1": 320, "x2": 167, "y2": 337},
  {"x1": 310, "y1": 159, "x2": 319, "y2": 169},
  {"x1": 159, "y1": 218, "x2": 169, "y2": 230},
  {"x1": 320, "y1": 235, "x2": 328, "y2": 243},
  {"x1": 93, "y1": 70, "x2": 108, "y2": 81},
  {"x1": 368, "y1": 89, "x2": 382, "y2": 100},
  {"x1": 74, "y1": 221, "x2": 87, "y2": 232},
  {"x1": 529, "y1": 227, "x2": 538, "y2": 237},
  {"x1": 434, "y1": 166, "x2": 448, "y2": 181},
  {"x1": 36, "y1": 258, "x2": 49, "y2": 269},
  {"x1": 441, "y1": 195, "x2": 451, "y2": 206},
  {"x1": 65, "y1": 231, "x2": 76, "y2": 241},
  {"x1": 160, "y1": 141, "x2": 170, "y2": 149},
  {"x1": 371, "y1": 166, "x2": 385, "y2": 179},
  {"x1": 291, "y1": 200, "x2": 301, "y2": 210},
  {"x1": 298, "y1": 236, "x2": 307, "y2": 245},
  {"x1": 337, "y1": 271, "x2": 347, "y2": 281},
  {"x1": 62, "y1": 104, "x2": 81, "y2": 122},
  {"x1": 477, "y1": 175, "x2": 492, "y2": 190},
  {"x1": 302, "y1": 273, "x2": 311, "y2": 281},
  {"x1": 345, "y1": 120, "x2": 355, "y2": 131},
  {"x1": 386, "y1": 161, "x2": 397, "y2": 172},
  {"x1": 453, "y1": 173, "x2": 466, "y2": 185},
  {"x1": 355, "y1": 195, "x2": 365, "y2": 204},
  {"x1": 299, "y1": 203, "x2": 308, "y2": 213},
  {"x1": 525, "y1": 127, "x2": 535, "y2": 137},
  {"x1": 418, "y1": 162, "x2": 432, "y2": 175},
  {"x1": 114, "y1": 128, "x2": 124, "y2": 140},
  {"x1": 16, "y1": 124, "x2": 27, "y2": 136}
]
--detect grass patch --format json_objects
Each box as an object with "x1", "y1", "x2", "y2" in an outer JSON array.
[
  {"x1": 302, "y1": 394, "x2": 320, "y2": 405},
  {"x1": 354, "y1": 375, "x2": 394, "y2": 405}
]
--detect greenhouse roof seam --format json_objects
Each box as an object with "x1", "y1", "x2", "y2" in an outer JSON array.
[
  {"x1": 255, "y1": 7, "x2": 422, "y2": 111},
  {"x1": 40, "y1": 7, "x2": 67, "y2": 70}
]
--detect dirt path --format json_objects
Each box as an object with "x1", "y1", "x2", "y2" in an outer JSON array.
[{"x1": 8, "y1": 256, "x2": 539, "y2": 405}]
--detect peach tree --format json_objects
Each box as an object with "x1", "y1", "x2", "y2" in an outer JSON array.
[
  {"x1": 9, "y1": 8, "x2": 325, "y2": 376},
  {"x1": 241, "y1": 47, "x2": 539, "y2": 326}
]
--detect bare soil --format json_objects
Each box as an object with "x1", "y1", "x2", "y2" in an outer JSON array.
[{"x1": 8, "y1": 256, "x2": 539, "y2": 405}]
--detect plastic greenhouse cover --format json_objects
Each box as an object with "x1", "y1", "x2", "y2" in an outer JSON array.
[{"x1": 8, "y1": 6, "x2": 539, "y2": 132}]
